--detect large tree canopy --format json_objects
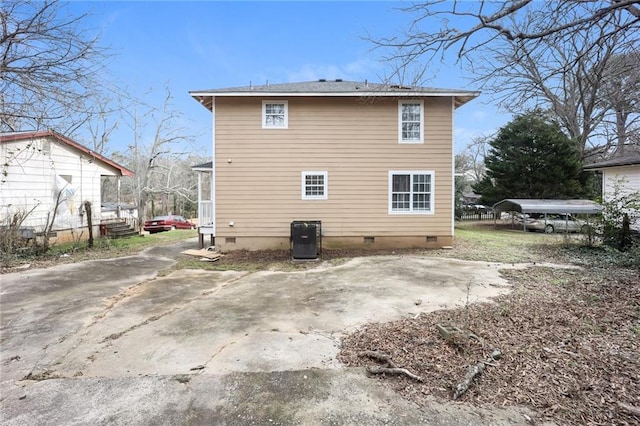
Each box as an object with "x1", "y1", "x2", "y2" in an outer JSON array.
[{"x1": 473, "y1": 111, "x2": 591, "y2": 206}]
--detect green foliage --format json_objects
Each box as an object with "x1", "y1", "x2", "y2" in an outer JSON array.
[
  {"x1": 473, "y1": 111, "x2": 592, "y2": 206},
  {"x1": 597, "y1": 178, "x2": 640, "y2": 251}
]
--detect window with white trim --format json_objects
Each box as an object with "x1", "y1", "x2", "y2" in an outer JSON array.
[
  {"x1": 398, "y1": 101, "x2": 424, "y2": 143},
  {"x1": 263, "y1": 101, "x2": 288, "y2": 128},
  {"x1": 388, "y1": 171, "x2": 434, "y2": 214},
  {"x1": 302, "y1": 171, "x2": 328, "y2": 200}
]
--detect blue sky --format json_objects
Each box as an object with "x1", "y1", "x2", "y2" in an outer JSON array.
[{"x1": 70, "y1": 1, "x2": 508, "y2": 155}]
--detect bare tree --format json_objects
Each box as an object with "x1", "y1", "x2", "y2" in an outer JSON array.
[
  {"x1": 471, "y1": 22, "x2": 625, "y2": 159},
  {"x1": 84, "y1": 90, "x2": 128, "y2": 155},
  {"x1": 376, "y1": 1, "x2": 640, "y2": 159},
  {"x1": 462, "y1": 134, "x2": 490, "y2": 183},
  {"x1": 0, "y1": 0, "x2": 106, "y2": 133},
  {"x1": 120, "y1": 87, "x2": 196, "y2": 222},
  {"x1": 377, "y1": 1, "x2": 640, "y2": 70},
  {"x1": 598, "y1": 52, "x2": 640, "y2": 157}
]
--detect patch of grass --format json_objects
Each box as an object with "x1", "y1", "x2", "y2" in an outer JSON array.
[
  {"x1": 50, "y1": 230, "x2": 197, "y2": 256},
  {"x1": 173, "y1": 256, "x2": 221, "y2": 271},
  {"x1": 437, "y1": 221, "x2": 640, "y2": 269},
  {"x1": 430, "y1": 222, "x2": 569, "y2": 264},
  {"x1": 1, "y1": 230, "x2": 198, "y2": 271}
]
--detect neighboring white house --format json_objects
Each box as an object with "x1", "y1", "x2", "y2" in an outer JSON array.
[
  {"x1": 0, "y1": 130, "x2": 133, "y2": 243},
  {"x1": 584, "y1": 146, "x2": 640, "y2": 231}
]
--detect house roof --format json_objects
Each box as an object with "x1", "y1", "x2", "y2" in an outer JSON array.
[
  {"x1": 190, "y1": 79, "x2": 480, "y2": 111},
  {"x1": 101, "y1": 202, "x2": 138, "y2": 212},
  {"x1": 191, "y1": 161, "x2": 212, "y2": 171},
  {"x1": 0, "y1": 130, "x2": 134, "y2": 177},
  {"x1": 583, "y1": 146, "x2": 640, "y2": 170},
  {"x1": 492, "y1": 199, "x2": 602, "y2": 215}
]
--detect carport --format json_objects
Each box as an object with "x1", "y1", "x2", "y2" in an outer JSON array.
[{"x1": 492, "y1": 199, "x2": 602, "y2": 232}]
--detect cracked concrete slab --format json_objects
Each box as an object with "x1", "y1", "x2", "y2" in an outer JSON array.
[{"x1": 1, "y1": 240, "x2": 540, "y2": 425}]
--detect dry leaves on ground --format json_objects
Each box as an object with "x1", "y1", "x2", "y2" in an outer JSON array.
[{"x1": 338, "y1": 266, "x2": 640, "y2": 426}]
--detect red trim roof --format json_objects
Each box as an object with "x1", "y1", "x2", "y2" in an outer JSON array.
[{"x1": 0, "y1": 130, "x2": 134, "y2": 177}]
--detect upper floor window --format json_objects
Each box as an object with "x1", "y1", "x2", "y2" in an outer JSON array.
[
  {"x1": 263, "y1": 101, "x2": 288, "y2": 128},
  {"x1": 398, "y1": 101, "x2": 424, "y2": 143},
  {"x1": 302, "y1": 171, "x2": 328, "y2": 200},
  {"x1": 388, "y1": 171, "x2": 434, "y2": 214}
]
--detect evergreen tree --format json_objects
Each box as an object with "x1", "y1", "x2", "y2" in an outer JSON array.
[{"x1": 473, "y1": 111, "x2": 591, "y2": 206}]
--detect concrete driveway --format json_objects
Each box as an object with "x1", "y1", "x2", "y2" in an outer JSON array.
[{"x1": 1, "y1": 239, "x2": 537, "y2": 425}]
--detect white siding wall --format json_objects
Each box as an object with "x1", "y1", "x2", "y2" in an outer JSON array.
[
  {"x1": 1, "y1": 135, "x2": 119, "y2": 233},
  {"x1": 603, "y1": 165, "x2": 640, "y2": 231}
]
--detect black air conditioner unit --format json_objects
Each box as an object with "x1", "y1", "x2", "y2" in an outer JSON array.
[{"x1": 290, "y1": 221, "x2": 321, "y2": 260}]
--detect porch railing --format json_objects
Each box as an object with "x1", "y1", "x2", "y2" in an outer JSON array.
[{"x1": 199, "y1": 201, "x2": 214, "y2": 226}]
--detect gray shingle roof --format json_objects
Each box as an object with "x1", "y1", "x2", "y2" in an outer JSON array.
[
  {"x1": 192, "y1": 79, "x2": 472, "y2": 94},
  {"x1": 583, "y1": 146, "x2": 640, "y2": 169},
  {"x1": 192, "y1": 161, "x2": 212, "y2": 170},
  {"x1": 190, "y1": 79, "x2": 480, "y2": 109}
]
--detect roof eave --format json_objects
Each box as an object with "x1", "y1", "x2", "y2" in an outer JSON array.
[
  {"x1": 584, "y1": 160, "x2": 640, "y2": 170},
  {"x1": 0, "y1": 130, "x2": 134, "y2": 177},
  {"x1": 189, "y1": 90, "x2": 480, "y2": 111}
]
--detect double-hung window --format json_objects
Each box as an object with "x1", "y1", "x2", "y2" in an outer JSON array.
[
  {"x1": 302, "y1": 171, "x2": 328, "y2": 200},
  {"x1": 388, "y1": 171, "x2": 434, "y2": 214},
  {"x1": 398, "y1": 101, "x2": 424, "y2": 143},
  {"x1": 263, "y1": 100, "x2": 288, "y2": 128}
]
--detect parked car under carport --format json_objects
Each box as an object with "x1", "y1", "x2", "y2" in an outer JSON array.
[
  {"x1": 492, "y1": 199, "x2": 602, "y2": 233},
  {"x1": 517, "y1": 213, "x2": 590, "y2": 233}
]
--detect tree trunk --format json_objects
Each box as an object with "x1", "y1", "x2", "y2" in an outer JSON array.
[{"x1": 84, "y1": 201, "x2": 93, "y2": 248}]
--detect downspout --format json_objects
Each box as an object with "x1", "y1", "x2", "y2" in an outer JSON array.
[
  {"x1": 197, "y1": 170, "x2": 202, "y2": 222},
  {"x1": 79, "y1": 155, "x2": 83, "y2": 223},
  {"x1": 450, "y1": 96, "x2": 455, "y2": 237},
  {"x1": 211, "y1": 97, "x2": 216, "y2": 237},
  {"x1": 116, "y1": 177, "x2": 121, "y2": 220}
]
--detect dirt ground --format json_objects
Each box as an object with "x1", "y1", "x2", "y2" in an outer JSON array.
[
  {"x1": 2, "y1": 240, "x2": 545, "y2": 425},
  {"x1": 338, "y1": 265, "x2": 640, "y2": 426},
  {"x1": 189, "y1": 240, "x2": 640, "y2": 425},
  {"x1": 3, "y1": 226, "x2": 639, "y2": 425}
]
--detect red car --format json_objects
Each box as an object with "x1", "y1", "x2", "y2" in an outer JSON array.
[{"x1": 143, "y1": 215, "x2": 195, "y2": 233}]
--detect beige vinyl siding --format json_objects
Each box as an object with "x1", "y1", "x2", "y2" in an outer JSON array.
[{"x1": 214, "y1": 96, "x2": 453, "y2": 243}]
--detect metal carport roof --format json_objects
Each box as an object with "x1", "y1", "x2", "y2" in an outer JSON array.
[{"x1": 492, "y1": 199, "x2": 602, "y2": 214}]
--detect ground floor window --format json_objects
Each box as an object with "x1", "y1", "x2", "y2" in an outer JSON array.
[
  {"x1": 302, "y1": 171, "x2": 328, "y2": 200},
  {"x1": 388, "y1": 171, "x2": 434, "y2": 214}
]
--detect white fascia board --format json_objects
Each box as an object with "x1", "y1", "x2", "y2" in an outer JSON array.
[{"x1": 189, "y1": 91, "x2": 479, "y2": 98}]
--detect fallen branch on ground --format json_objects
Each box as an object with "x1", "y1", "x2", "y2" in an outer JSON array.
[
  {"x1": 358, "y1": 350, "x2": 424, "y2": 382},
  {"x1": 454, "y1": 349, "x2": 502, "y2": 399},
  {"x1": 366, "y1": 365, "x2": 424, "y2": 382},
  {"x1": 619, "y1": 402, "x2": 640, "y2": 417}
]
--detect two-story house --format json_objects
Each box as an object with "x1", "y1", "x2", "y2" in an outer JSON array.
[{"x1": 190, "y1": 80, "x2": 479, "y2": 252}]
